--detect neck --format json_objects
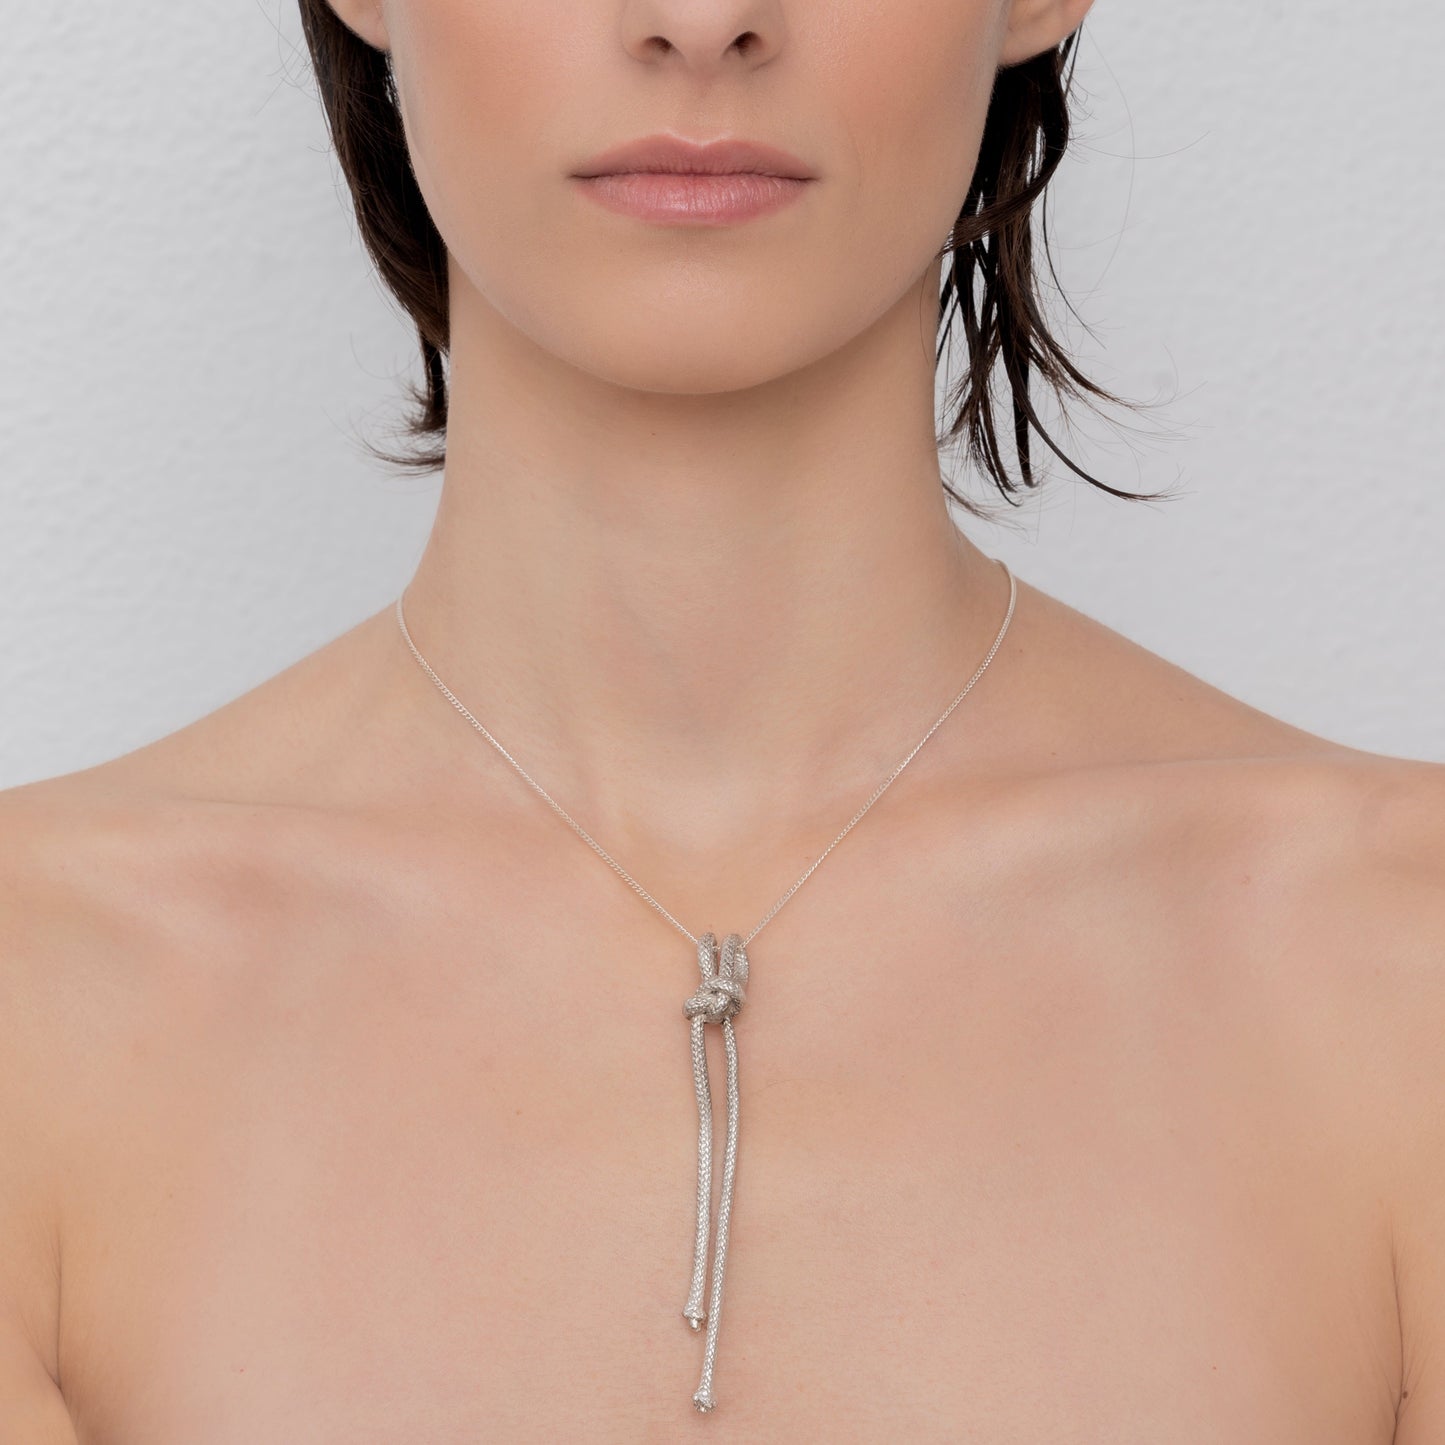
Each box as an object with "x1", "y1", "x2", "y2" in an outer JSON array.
[{"x1": 398, "y1": 263, "x2": 1012, "y2": 862}]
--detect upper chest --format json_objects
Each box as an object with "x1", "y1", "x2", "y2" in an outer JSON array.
[
  {"x1": 52, "y1": 836, "x2": 1401, "y2": 1445},
  {"x1": 26, "y1": 750, "x2": 1419, "y2": 1445}
]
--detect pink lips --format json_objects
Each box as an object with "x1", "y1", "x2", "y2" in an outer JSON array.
[{"x1": 570, "y1": 134, "x2": 816, "y2": 226}]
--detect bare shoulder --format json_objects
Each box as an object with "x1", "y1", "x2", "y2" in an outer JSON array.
[
  {"x1": 0, "y1": 610, "x2": 470, "y2": 1435},
  {"x1": 1011, "y1": 578, "x2": 1445, "y2": 1435},
  {"x1": 0, "y1": 598, "x2": 419, "y2": 984},
  {"x1": 0, "y1": 768, "x2": 228, "y2": 1148},
  {"x1": 0, "y1": 623, "x2": 433, "y2": 1094},
  {"x1": 1318, "y1": 757, "x2": 1445, "y2": 1444},
  {"x1": 0, "y1": 761, "x2": 329, "y2": 1442},
  {"x1": 1278, "y1": 753, "x2": 1445, "y2": 1445},
  {"x1": 1021, "y1": 570, "x2": 1445, "y2": 926},
  {"x1": 997, "y1": 573, "x2": 1445, "y2": 1079},
  {"x1": 0, "y1": 779, "x2": 115, "y2": 1441},
  {"x1": 0, "y1": 596, "x2": 468, "y2": 1064}
]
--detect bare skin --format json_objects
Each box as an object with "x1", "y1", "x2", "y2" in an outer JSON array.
[
  {"x1": 5, "y1": 0, "x2": 1445, "y2": 1439},
  {"x1": 3, "y1": 579, "x2": 1444, "y2": 1443}
]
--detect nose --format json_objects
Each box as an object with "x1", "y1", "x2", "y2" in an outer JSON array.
[{"x1": 620, "y1": 0, "x2": 785, "y2": 74}]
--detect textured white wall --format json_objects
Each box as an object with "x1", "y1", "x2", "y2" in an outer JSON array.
[{"x1": 1, "y1": 2, "x2": 1440, "y2": 787}]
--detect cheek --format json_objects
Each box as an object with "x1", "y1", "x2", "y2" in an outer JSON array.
[
  {"x1": 388, "y1": 1, "x2": 570, "y2": 279},
  {"x1": 830, "y1": 3, "x2": 1002, "y2": 245}
]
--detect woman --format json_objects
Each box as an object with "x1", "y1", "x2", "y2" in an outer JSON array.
[{"x1": 2, "y1": 0, "x2": 1441, "y2": 1439}]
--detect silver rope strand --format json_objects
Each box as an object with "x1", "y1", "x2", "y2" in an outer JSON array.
[
  {"x1": 681, "y1": 930, "x2": 749, "y2": 1412},
  {"x1": 394, "y1": 556, "x2": 1017, "y2": 1414}
]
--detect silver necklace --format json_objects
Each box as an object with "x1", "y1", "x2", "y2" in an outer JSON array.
[{"x1": 394, "y1": 555, "x2": 1016, "y2": 1414}]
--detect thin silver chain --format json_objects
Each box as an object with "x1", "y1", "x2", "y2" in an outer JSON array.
[{"x1": 393, "y1": 556, "x2": 1015, "y2": 949}]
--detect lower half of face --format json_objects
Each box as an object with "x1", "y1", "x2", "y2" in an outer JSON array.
[{"x1": 383, "y1": 0, "x2": 1010, "y2": 393}]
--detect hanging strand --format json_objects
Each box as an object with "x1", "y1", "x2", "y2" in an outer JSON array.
[{"x1": 681, "y1": 931, "x2": 749, "y2": 1413}]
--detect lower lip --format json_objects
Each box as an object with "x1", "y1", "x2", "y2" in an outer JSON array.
[{"x1": 570, "y1": 171, "x2": 811, "y2": 225}]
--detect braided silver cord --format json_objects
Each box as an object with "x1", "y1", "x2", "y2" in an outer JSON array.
[
  {"x1": 681, "y1": 931, "x2": 749, "y2": 1412},
  {"x1": 394, "y1": 556, "x2": 1017, "y2": 1414},
  {"x1": 682, "y1": 933, "x2": 719, "y2": 1332}
]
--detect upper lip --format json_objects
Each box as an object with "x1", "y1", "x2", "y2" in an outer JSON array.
[{"x1": 571, "y1": 134, "x2": 816, "y2": 180}]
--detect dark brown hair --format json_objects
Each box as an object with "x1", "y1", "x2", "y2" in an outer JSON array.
[{"x1": 295, "y1": 7, "x2": 1169, "y2": 512}]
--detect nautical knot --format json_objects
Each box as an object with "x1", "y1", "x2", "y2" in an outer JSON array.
[{"x1": 683, "y1": 972, "x2": 746, "y2": 1025}]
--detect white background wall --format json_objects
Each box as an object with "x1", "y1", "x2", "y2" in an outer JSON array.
[{"x1": 1, "y1": 2, "x2": 1440, "y2": 787}]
